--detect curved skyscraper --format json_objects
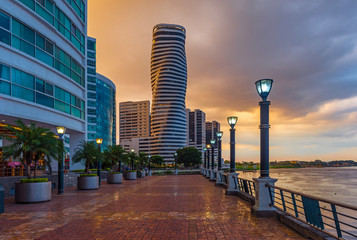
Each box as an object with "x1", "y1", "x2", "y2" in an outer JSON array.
[{"x1": 150, "y1": 23, "x2": 187, "y2": 162}]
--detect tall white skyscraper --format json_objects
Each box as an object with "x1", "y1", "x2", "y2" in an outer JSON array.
[{"x1": 150, "y1": 23, "x2": 187, "y2": 162}]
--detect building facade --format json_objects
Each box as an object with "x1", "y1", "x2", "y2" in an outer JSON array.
[
  {"x1": 0, "y1": 0, "x2": 87, "y2": 170},
  {"x1": 150, "y1": 23, "x2": 187, "y2": 162},
  {"x1": 187, "y1": 109, "x2": 206, "y2": 158},
  {"x1": 86, "y1": 37, "x2": 96, "y2": 141},
  {"x1": 206, "y1": 121, "x2": 220, "y2": 162},
  {"x1": 119, "y1": 100, "x2": 150, "y2": 141},
  {"x1": 96, "y1": 73, "x2": 116, "y2": 148}
]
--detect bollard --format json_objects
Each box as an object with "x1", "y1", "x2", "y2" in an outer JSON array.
[{"x1": 0, "y1": 184, "x2": 4, "y2": 214}]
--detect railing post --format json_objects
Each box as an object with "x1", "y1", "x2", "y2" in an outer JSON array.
[
  {"x1": 251, "y1": 178, "x2": 277, "y2": 217},
  {"x1": 226, "y1": 173, "x2": 239, "y2": 195},
  {"x1": 331, "y1": 204, "x2": 342, "y2": 238}
]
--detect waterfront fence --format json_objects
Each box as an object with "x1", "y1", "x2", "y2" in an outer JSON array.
[
  {"x1": 235, "y1": 177, "x2": 256, "y2": 197},
  {"x1": 267, "y1": 184, "x2": 357, "y2": 239}
]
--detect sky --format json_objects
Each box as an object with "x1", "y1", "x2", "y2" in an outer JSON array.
[{"x1": 88, "y1": 0, "x2": 357, "y2": 162}]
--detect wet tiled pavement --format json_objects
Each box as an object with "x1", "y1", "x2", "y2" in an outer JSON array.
[{"x1": 0, "y1": 175, "x2": 306, "y2": 239}]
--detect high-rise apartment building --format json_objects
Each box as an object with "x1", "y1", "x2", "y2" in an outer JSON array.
[
  {"x1": 87, "y1": 37, "x2": 97, "y2": 141},
  {"x1": 206, "y1": 121, "x2": 220, "y2": 161},
  {"x1": 187, "y1": 109, "x2": 206, "y2": 158},
  {"x1": 86, "y1": 37, "x2": 116, "y2": 148},
  {"x1": 119, "y1": 100, "x2": 150, "y2": 141},
  {"x1": 0, "y1": 0, "x2": 87, "y2": 169},
  {"x1": 96, "y1": 73, "x2": 116, "y2": 147},
  {"x1": 150, "y1": 23, "x2": 188, "y2": 162}
]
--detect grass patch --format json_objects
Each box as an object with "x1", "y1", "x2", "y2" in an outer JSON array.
[{"x1": 20, "y1": 178, "x2": 48, "y2": 183}]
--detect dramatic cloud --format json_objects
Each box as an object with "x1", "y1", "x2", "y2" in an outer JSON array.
[{"x1": 88, "y1": 0, "x2": 357, "y2": 161}]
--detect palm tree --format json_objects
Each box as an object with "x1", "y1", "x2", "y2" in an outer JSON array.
[
  {"x1": 103, "y1": 145, "x2": 126, "y2": 172},
  {"x1": 1, "y1": 120, "x2": 61, "y2": 179},
  {"x1": 137, "y1": 151, "x2": 148, "y2": 170},
  {"x1": 72, "y1": 141, "x2": 101, "y2": 174}
]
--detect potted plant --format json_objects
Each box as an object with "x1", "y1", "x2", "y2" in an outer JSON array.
[
  {"x1": 77, "y1": 173, "x2": 99, "y2": 190},
  {"x1": 72, "y1": 141, "x2": 101, "y2": 190},
  {"x1": 125, "y1": 170, "x2": 137, "y2": 180},
  {"x1": 107, "y1": 172, "x2": 123, "y2": 184},
  {"x1": 103, "y1": 145, "x2": 125, "y2": 184},
  {"x1": 1, "y1": 120, "x2": 61, "y2": 203}
]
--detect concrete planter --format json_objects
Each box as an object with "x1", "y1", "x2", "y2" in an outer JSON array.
[
  {"x1": 77, "y1": 176, "x2": 99, "y2": 190},
  {"x1": 125, "y1": 172, "x2": 137, "y2": 180},
  {"x1": 15, "y1": 181, "x2": 51, "y2": 203},
  {"x1": 107, "y1": 173, "x2": 123, "y2": 184}
]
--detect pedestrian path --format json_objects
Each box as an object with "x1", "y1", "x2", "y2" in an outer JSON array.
[{"x1": 0, "y1": 175, "x2": 306, "y2": 239}]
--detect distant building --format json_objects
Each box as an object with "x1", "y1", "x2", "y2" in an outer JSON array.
[
  {"x1": 150, "y1": 23, "x2": 188, "y2": 162},
  {"x1": 206, "y1": 121, "x2": 220, "y2": 161},
  {"x1": 119, "y1": 100, "x2": 150, "y2": 141},
  {"x1": 96, "y1": 73, "x2": 116, "y2": 147},
  {"x1": 187, "y1": 109, "x2": 206, "y2": 158},
  {"x1": 86, "y1": 37, "x2": 116, "y2": 148}
]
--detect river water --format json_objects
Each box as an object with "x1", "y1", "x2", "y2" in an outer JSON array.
[{"x1": 238, "y1": 166, "x2": 357, "y2": 205}]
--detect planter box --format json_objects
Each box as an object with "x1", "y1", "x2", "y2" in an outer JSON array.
[
  {"x1": 77, "y1": 176, "x2": 99, "y2": 190},
  {"x1": 15, "y1": 181, "x2": 51, "y2": 203},
  {"x1": 125, "y1": 172, "x2": 137, "y2": 180},
  {"x1": 107, "y1": 173, "x2": 123, "y2": 184}
]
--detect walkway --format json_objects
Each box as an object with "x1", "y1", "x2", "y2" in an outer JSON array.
[{"x1": 0, "y1": 175, "x2": 306, "y2": 239}]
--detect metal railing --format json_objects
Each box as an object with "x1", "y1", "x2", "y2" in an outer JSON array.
[
  {"x1": 234, "y1": 177, "x2": 256, "y2": 197},
  {"x1": 267, "y1": 184, "x2": 357, "y2": 239}
]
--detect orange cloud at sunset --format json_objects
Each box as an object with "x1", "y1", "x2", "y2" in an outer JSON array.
[{"x1": 88, "y1": 0, "x2": 357, "y2": 162}]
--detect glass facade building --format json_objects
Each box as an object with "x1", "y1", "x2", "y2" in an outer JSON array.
[
  {"x1": 96, "y1": 73, "x2": 116, "y2": 148},
  {"x1": 0, "y1": 0, "x2": 87, "y2": 170}
]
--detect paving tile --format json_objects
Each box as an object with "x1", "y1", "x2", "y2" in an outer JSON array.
[{"x1": 0, "y1": 175, "x2": 306, "y2": 239}]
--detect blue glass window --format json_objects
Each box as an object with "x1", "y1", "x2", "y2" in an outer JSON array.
[
  {"x1": 36, "y1": 92, "x2": 54, "y2": 108},
  {"x1": 0, "y1": 80, "x2": 10, "y2": 95},
  {"x1": 12, "y1": 68, "x2": 34, "y2": 89},
  {"x1": 0, "y1": 64, "x2": 10, "y2": 80},
  {"x1": 12, "y1": 85, "x2": 34, "y2": 102}
]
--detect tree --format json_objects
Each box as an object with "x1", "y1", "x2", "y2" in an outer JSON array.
[
  {"x1": 151, "y1": 155, "x2": 164, "y2": 168},
  {"x1": 137, "y1": 151, "x2": 148, "y2": 170},
  {"x1": 103, "y1": 145, "x2": 126, "y2": 171},
  {"x1": 1, "y1": 120, "x2": 62, "y2": 178},
  {"x1": 176, "y1": 147, "x2": 202, "y2": 168},
  {"x1": 72, "y1": 141, "x2": 101, "y2": 174}
]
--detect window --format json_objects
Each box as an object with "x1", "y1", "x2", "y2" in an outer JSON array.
[
  {"x1": 54, "y1": 99, "x2": 70, "y2": 114},
  {"x1": 88, "y1": 100, "x2": 96, "y2": 107},
  {"x1": 87, "y1": 40, "x2": 95, "y2": 51},
  {"x1": 87, "y1": 76, "x2": 96, "y2": 83},
  {"x1": 12, "y1": 68, "x2": 34, "y2": 89},
  {"x1": 12, "y1": 85, "x2": 34, "y2": 102},
  {"x1": 0, "y1": 64, "x2": 10, "y2": 80},
  {"x1": 88, "y1": 117, "x2": 96, "y2": 123},
  {"x1": 0, "y1": 11, "x2": 10, "y2": 30},
  {"x1": 87, "y1": 108, "x2": 96, "y2": 115},
  {"x1": 87, "y1": 125, "x2": 96, "y2": 131},
  {"x1": 0, "y1": 80, "x2": 10, "y2": 95},
  {"x1": 36, "y1": 92, "x2": 54, "y2": 108}
]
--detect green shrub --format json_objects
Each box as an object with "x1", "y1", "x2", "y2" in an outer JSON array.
[
  {"x1": 164, "y1": 170, "x2": 174, "y2": 175},
  {"x1": 126, "y1": 170, "x2": 137, "y2": 172},
  {"x1": 72, "y1": 169, "x2": 85, "y2": 173},
  {"x1": 105, "y1": 168, "x2": 111, "y2": 171},
  {"x1": 109, "y1": 172, "x2": 122, "y2": 174},
  {"x1": 80, "y1": 173, "x2": 97, "y2": 177},
  {"x1": 20, "y1": 178, "x2": 48, "y2": 183},
  {"x1": 90, "y1": 169, "x2": 97, "y2": 172}
]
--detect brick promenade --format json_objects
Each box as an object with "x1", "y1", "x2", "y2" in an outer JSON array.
[{"x1": 0, "y1": 175, "x2": 306, "y2": 240}]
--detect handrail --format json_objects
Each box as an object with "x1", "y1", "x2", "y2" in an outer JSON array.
[
  {"x1": 267, "y1": 184, "x2": 357, "y2": 211},
  {"x1": 234, "y1": 177, "x2": 255, "y2": 197},
  {"x1": 267, "y1": 183, "x2": 357, "y2": 239}
]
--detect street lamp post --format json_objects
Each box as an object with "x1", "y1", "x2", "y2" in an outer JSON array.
[
  {"x1": 174, "y1": 152, "x2": 178, "y2": 175},
  {"x1": 252, "y1": 78, "x2": 277, "y2": 217},
  {"x1": 56, "y1": 126, "x2": 66, "y2": 195},
  {"x1": 96, "y1": 138, "x2": 103, "y2": 186},
  {"x1": 148, "y1": 155, "x2": 151, "y2": 176},
  {"x1": 209, "y1": 139, "x2": 216, "y2": 181},
  {"x1": 226, "y1": 116, "x2": 239, "y2": 194},
  {"x1": 203, "y1": 148, "x2": 207, "y2": 175},
  {"x1": 131, "y1": 148, "x2": 135, "y2": 170},
  {"x1": 216, "y1": 131, "x2": 224, "y2": 185},
  {"x1": 206, "y1": 144, "x2": 211, "y2": 178}
]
